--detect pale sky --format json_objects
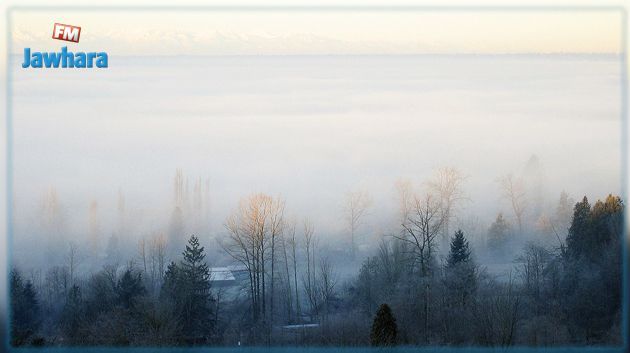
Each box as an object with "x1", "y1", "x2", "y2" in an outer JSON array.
[{"x1": 9, "y1": 10, "x2": 623, "y2": 55}]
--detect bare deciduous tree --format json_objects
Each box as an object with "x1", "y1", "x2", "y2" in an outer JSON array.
[
  {"x1": 42, "y1": 186, "x2": 65, "y2": 254},
  {"x1": 343, "y1": 190, "x2": 372, "y2": 259},
  {"x1": 393, "y1": 192, "x2": 445, "y2": 343},
  {"x1": 302, "y1": 219, "x2": 319, "y2": 320},
  {"x1": 173, "y1": 169, "x2": 185, "y2": 208},
  {"x1": 516, "y1": 243, "x2": 552, "y2": 317},
  {"x1": 88, "y1": 200, "x2": 100, "y2": 258},
  {"x1": 428, "y1": 167, "x2": 467, "y2": 249},
  {"x1": 394, "y1": 193, "x2": 444, "y2": 276},
  {"x1": 317, "y1": 256, "x2": 338, "y2": 320},
  {"x1": 66, "y1": 242, "x2": 81, "y2": 285},
  {"x1": 474, "y1": 273, "x2": 521, "y2": 346},
  {"x1": 499, "y1": 174, "x2": 527, "y2": 234},
  {"x1": 148, "y1": 233, "x2": 167, "y2": 292},
  {"x1": 223, "y1": 193, "x2": 285, "y2": 329},
  {"x1": 117, "y1": 189, "x2": 126, "y2": 235},
  {"x1": 287, "y1": 220, "x2": 301, "y2": 323},
  {"x1": 268, "y1": 196, "x2": 285, "y2": 331},
  {"x1": 280, "y1": 220, "x2": 295, "y2": 322},
  {"x1": 395, "y1": 179, "x2": 414, "y2": 230},
  {"x1": 138, "y1": 237, "x2": 147, "y2": 275}
]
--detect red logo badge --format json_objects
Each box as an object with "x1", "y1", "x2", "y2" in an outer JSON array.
[{"x1": 52, "y1": 23, "x2": 81, "y2": 43}]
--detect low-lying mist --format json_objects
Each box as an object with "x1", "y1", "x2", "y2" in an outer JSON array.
[{"x1": 11, "y1": 54, "x2": 621, "y2": 278}]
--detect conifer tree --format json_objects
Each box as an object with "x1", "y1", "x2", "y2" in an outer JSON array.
[
  {"x1": 10, "y1": 271, "x2": 40, "y2": 346},
  {"x1": 60, "y1": 285, "x2": 85, "y2": 344},
  {"x1": 447, "y1": 230, "x2": 471, "y2": 268},
  {"x1": 565, "y1": 195, "x2": 622, "y2": 262},
  {"x1": 590, "y1": 195, "x2": 623, "y2": 257},
  {"x1": 181, "y1": 235, "x2": 214, "y2": 343},
  {"x1": 162, "y1": 261, "x2": 181, "y2": 298},
  {"x1": 487, "y1": 213, "x2": 510, "y2": 253},
  {"x1": 445, "y1": 230, "x2": 477, "y2": 307},
  {"x1": 563, "y1": 194, "x2": 623, "y2": 341},
  {"x1": 116, "y1": 269, "x2": 146, "y2": 309},
  {"x1": 161, "y1": 235, "x2": 214, "y2": 344},
  {"x1": 566, "y1": 196, "x2": 591, "y2": 261},
  {"x1": 370, "y1": 303, "x2": 397, "y2": 346}
]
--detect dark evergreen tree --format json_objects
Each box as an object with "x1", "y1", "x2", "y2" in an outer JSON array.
[
  {"x1": 10, "y1": 270, "x2": 40, "y2": 346},
  {"x1": 181, "y1": 235, "x2": 214, "y2": 343},
  {"x1": 116, "y1": 269, "x2": 146, "y2": 309},
  {"x1": 162, "y1": 261, "x2": 182, "y2": 299},
  {"x1": 445, "y1": 230, "x2": 477, "y2": 308},
  {"x1": 161, "y1": 235, "x2": 215, "y2": 344},
  {"x1": 565, "y1": 196, "x2": 591, "y2": 261},
  {"x1": 83, "y1": 266, "x2": 118, "y2": 320},
  {"x1": 566, "y1": 194, "x2": 622, "y2": 263},
  {"x1": 370, "y1": 303, "x2": 397, "y2": 346},
  {"x1": 487, "y1": 213, "x2": 510, "y2": 255},
  {"x1": 563, "y1": 194, "x2": 623, "y2": 342},
  {"x1": 589, "y1": 195, "x2": 623, "y2": 258},
  {"x1": 447, "y1": 230, "x2": 471, "y2": 267},
  {"x1": 60, "y1": 285, "x2": 85, "y2": 344},
  {"x1": 160, "y1": 261, "x2": 185, "y2": 342}
]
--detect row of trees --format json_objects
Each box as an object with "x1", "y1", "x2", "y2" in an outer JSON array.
[
  {"x1": 10, "y1": 189, "x2": 623, "y2": 347},
  {"x1": 29, "y1": 164, "x2": 541, "y2": 276},
  {"x1": 11, "y1": 235, "x2": 216, "y2": 346},
  {"x1": 222, "y1": 193, "x2": 341, "y2": 343},
  {"x1": 349, "y1": 194, "x2": 622, "y2": 346}
]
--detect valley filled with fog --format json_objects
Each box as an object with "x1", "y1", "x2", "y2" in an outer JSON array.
[{"x1": 9, "y1": 54, "x2": 623, "y2": 346}]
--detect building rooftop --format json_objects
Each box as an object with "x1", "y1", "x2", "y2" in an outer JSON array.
[{"x1": 210, "y1": 267, "x2": 236, "y2": 282}]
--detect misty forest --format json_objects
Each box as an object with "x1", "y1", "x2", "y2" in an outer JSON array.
[{"x1": 10, "y1": 161, "x2": 623, "y2": 347}]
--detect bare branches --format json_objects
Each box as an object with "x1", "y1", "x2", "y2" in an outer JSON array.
[
  {"x1": 317, "y1": 256, "x2": 338, "y2": 318},
  {"x1": 223, "y1": 193, "x2": 285, "y2": 325},
  {"x1": 393, "y1": 193, "x2": 444, "y2": 277},
  {"x1": 499, "y1": 174, "x2": 527, "y2": 234},
  {"x1": 344, "y1": 190, "x2": 372, "y2": 258},
  {"x1": 65, "y1": 242, "x2": 82, "y2": 285},
  {"x1": 287, "y1": 219, "x2": 301, "y2": 322},
  {"x1": 148, "y1": 233, "x2": 167, "y2": 292},
  {"x1": 302, "y1": 219, "x2": 318, "y2": 320},
  {"x1": 395, "y1": 179, "x2": 414, "y2": 230},
  {"x1": 428, "y1": 167, "x2": 468, "y2": 247},
  {"x1": 138, "y1": 237, "x2": 148, "y2": 274}
]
